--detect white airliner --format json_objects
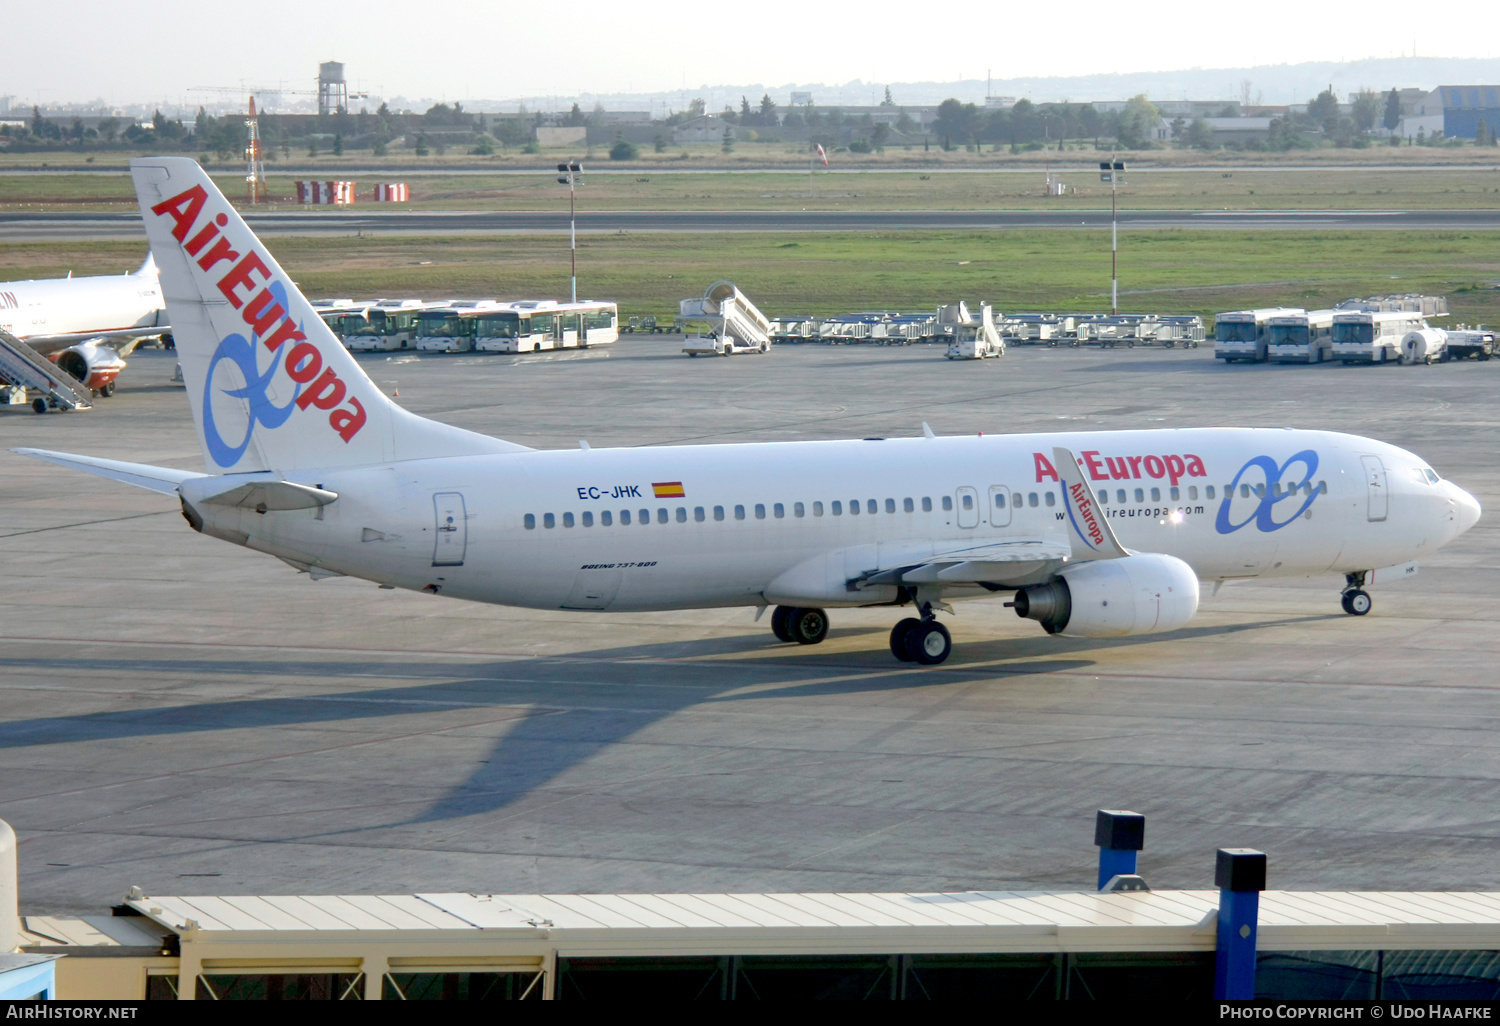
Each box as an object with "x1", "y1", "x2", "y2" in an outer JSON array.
[
  {"x1": 12, "y1": 159, "x2": 1483, "y2": 665},
  {"x1": 0, "y1": 255, "x2": 168, "y2": 395}
]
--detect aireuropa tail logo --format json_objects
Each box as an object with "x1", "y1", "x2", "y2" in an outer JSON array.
[
  {"x1": 1215, "y1": 450, "x2": 1321, "y2": 534},
  {"x1": 151, "y1": 183, "x2": 366, "y2": 467}
]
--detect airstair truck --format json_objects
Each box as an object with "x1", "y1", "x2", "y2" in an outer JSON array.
[
  {"x1": 681, "y1": 281, "x2": 773, "y2": 356},
  {"x1": 943, "y1": 302, "x2": 1005, "y2": 359}
]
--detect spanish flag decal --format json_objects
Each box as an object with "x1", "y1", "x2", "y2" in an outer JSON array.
[{"x1": 652, "y1": 481, "x2": 685, "y2": 498}]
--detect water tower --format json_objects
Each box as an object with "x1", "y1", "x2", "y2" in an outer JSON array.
[{"x1": 318, "y1": 61, "x2": 347, "y2": 116}]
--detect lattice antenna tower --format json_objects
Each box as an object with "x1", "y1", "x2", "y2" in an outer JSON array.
[{"x1": 245, "y1": 96, "x2": 267, "y2": 204}]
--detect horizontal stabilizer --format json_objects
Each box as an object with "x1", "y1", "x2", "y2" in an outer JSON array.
[{"x1": 11, "y1": 447, "x2": 204, "y2": 495}]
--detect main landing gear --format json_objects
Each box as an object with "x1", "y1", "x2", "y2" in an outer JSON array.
[
  {"x1": 890, "y1": 602, "x2": 952, "y2": 665},
  {"x1": 1341, "y1": 571, "x2": 1372, "y2": 616},
  {"x1": 771, "y1": 606, "x2": 829, "y2": 645}
]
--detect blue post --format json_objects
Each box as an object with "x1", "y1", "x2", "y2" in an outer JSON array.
[
  {"x1": 1214, "y1": 848, "x2": 1267, "y2": 1000},
  {"x1": 1094, "y1": 810, "x2": 1145, "y2": 890}
]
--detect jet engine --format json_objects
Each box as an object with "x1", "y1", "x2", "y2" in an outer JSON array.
[
  {"x1": 52, "y1": 340, "x2": 126, "y2": 395},
  {"x1": 1009, "y1": 553, "x2": 1199, "y2": 638}
]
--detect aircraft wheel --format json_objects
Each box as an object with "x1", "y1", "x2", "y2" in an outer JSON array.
[
  {"x1": 1164, "y1": 341, "x2": 1175, "y2": 349},
  {"x1": 788, "y1": 607, "x2": 828, "y2": 645},
  {"x1": 99, "y1": 382, "x2": 115, "y2": 397},
  {"x1": 1127, "y1": 340, "x2": 1135, "y2": 348},
  {"x1": 32, "y1": 398, "x2": 47, "y2": 414},
  {"x1": 771, "y1": 606, "x2": 794, "y2": 643},
  {"x1": 1342, "y1": 590, "x2": 1372, "y2": 616},
  {"x1": 905, "y1": 621, "x2": 952, "y2": 665},
  {"x1": 890, "y1": 618, "x2": 921, "y2": 662}
]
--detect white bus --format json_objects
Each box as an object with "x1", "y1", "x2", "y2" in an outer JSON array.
[
  {"x1": 1266, "y1": 309, "x2": 1336, "y2": 364},
  {"x1": 1214, "y1": 308, "x2": 1303, "y2": 363},
  {"x1": 470, "y1": 300, "x2": 619, "y2": 354},
  {"x1": 334, "y1": 299, "x2": 451, "y2": 352},
  {"x1": 413, "y1": 302, "x2": 493, "y2": 353},
  {"x1": 1331, "y1": 310, "x2": 1427, "y2": 364}
]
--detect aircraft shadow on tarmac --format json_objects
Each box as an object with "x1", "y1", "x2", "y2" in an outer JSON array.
[{"x1": 0, "y1": 613, "x2": 1328, "y2": 833}]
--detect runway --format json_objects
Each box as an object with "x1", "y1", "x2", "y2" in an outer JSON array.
[
  {"x1": 4, "y1": 207, "x2": 1500, "y2": 240},
  {"x1": 2, "y1": 340, "x2": 1498, "y2": 914}
]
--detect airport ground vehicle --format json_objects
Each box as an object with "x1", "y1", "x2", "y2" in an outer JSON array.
[
  {"x1": 943, "y1": 303, "x2": 1005, "y2": 359},
  {"x1": 681, "y1": 281, "x2": 772, "y2": 357},
  {"x1": 1442, "y1": 329, "x2": 1496, "y2": 361},
  {"x1": 1331, "y1": 310, "x2": 1428, "y2": 364},
  {"x1": 16, "y1": 158, "x2": 1482, "y2": 669},
  {"x1": 413, "y1": 303, "x2": 490, "y2": 353},
  {"x1": 1267, "y1": 310, "x2": 1336, "y2": 364},
  {"x1": 472, "y1": 301, "x2": 619, "y2": 354},
  {"x1": 321, "y1": 299, "x2": 450, "y2": 352},
  {"x1": 622, "y1": 316, "x2": 664, "y2": 334},
  {"x1": 1214, "y1": 308, "x2": 1303, "y2": 363}
]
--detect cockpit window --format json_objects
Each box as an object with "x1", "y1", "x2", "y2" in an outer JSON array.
[{"x1": 1415, "y1": 467, "x2": 1440, "y2": 485}]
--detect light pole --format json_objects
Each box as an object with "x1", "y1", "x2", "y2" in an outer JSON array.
[
  {"x1": 1099, "y1": 159, "x2": 1126, "y2": 315},
  {"x1": 556, "y1": 161, "x2": 583, "y2": 302}
]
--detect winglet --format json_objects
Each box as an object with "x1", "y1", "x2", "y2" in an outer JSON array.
[{"x1": 1053, "y1": 446, "x2": 1129, "y2": 560}]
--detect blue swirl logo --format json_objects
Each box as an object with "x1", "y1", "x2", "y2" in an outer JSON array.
[
  {"x1": 202, "y1": 330, "x2": 301, "y2": 468},
  {"x1": 1215, "y1": 450, "x2": 1321, "y2": 534}
]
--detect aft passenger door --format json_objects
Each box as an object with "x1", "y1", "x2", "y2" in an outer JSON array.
[
  {"x1": 955, "y1": 486, "x2": 980, "y2": 528},
  {"x1": 1360, "y1": 455, "x2": 1388, "y2": 522},
  {"x1": 432, "y1": 492, "x2": 468, "y2": 566}
]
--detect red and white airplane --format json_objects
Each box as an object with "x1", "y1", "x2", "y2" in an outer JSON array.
[
  {"x1": 12, "y1": 159, "x2": 1484, "y2": 664},
  {"x1": 0, "y1": 255, "x2": 169, "y2": 395}
]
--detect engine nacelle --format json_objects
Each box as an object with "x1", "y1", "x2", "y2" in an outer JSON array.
[
  {"x1": 1010, "y1": 553, "x2": 1199, "y2": 638},
  {"x1": 52, "y1": 340, "x2": 126, "y2": 392}
]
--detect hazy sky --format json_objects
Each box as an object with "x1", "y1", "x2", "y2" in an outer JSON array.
[{"x1": 10, "y1": 0, "x2": 1495, "y2": 107}]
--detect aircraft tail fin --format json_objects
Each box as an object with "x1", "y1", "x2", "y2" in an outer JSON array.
[
  {"x1": 129, "y1": 157, "x2": 529, "y2": 476},
  {"x1": 134, "y1": 252, "x2": 157, "y2": 278}
]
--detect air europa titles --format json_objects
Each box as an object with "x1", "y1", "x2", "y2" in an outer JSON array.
[
  {"x1": 150, "y1": 185, "x2": 366, "y2": 443},
  {"x1": 1033, "y1": 450, "x2": 1207, "y2": 487}
]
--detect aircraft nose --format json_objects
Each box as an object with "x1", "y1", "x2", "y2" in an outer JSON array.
[{"x1": 1448, "y1": 483, "x2": 1481, "y2": 538}]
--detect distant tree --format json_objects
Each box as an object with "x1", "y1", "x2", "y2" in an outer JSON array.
[
  {"x1": 377, "y1": 101, "x2": 390, "y2": 118},
  {"x1": 1170, "y1": 116, "x2": 1187, "y2": 143},
  {"x1": 880, "y1": 86, "x2": 895, "y2": 107},
  {"x1": 609, "y1": 135, "x2": 638, "y2": 160},
  {"x1": 98, "y1": 117, "x2": 119, "y2": 143},
  {"x1": 588, "y1": 102, "x2": 607, "y2": 129},
  {"x1": 653, "y1": 132, "x2": 668, "y2": 153},
  {"x1": 740, "y1": 96, "x2": 752, "y2": 123},
  {"x1": 332, "y1": 133, "x2": 344, "y2": 156},
  {"x1": 566, "y1": 103, "x2": 585, "y2": 127},
  {"x1": 1477, "y1": 119, "x2": 1491, "y2": 146},
  {"x1": 414, "y1": 133, "x2": 429, "y2": 156},
  {"x1": 307, "y1": 139, "x2": 319, "y2": 157},
  {"x1": 1351, "y1": 90, "x2": 1380, "y2": 133},
  {"x1": 1115, "y1": 94, "x2": 1160, "y2": 148},
  {"x1": 470, "y1": 135, "x2": 495, "y2": 155},
  {"x1": 687, "y1": 97, "x2": 705, "y2": 117},
  {"x1": 194, "y1": 107, "x2": 211, "y2": 143},
  {"x1": 871, "y1": 123, "x2": 890, "y2": 151},
  {"x1": 933, "y1": 97, "x2": 981, "y2": 149},
  {"x1": 71, "y1": 117, "x2": 86, "y2": 143},
  {"x1": 1384, "y1": 88, "x2": 1402, "y2": 131},
  {"x1": 758, "y1": 93, "x2": 777, "y2": 125},
  {"x1": 895, "y1": 108, "x2": 915, "y2": 134},
  {"x1": 31, "y1": 105, "x2": 44, "y2": 136},
  {"x1": 373, "y1": 139, "x2": 387, "y2": 157},
  {"x1": 722, "y1": 126, "x2": 735, "y2": 153},
  {"x1": 1184, "y1": 117, "x2": 1215, "y2": 150},
  {"x1": 1308, "y1": 87, "x2": 1340, "y2": 134}
]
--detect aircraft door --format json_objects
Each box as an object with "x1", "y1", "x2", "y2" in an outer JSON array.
[
  {"x1": 988, "y1": 485, "x2": 1012, "y2": 527},
  {"x1": 432, "y1": 492, "x2": 468, "y2": 566},
  {"x1": 1360, "y1": 455, "x2": 1388, "y2": 522},
  {"x1": 956, "y1": 486, "x2": 980, "y2": 528}
]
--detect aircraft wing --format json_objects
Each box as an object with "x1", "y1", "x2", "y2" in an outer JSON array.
[
  {"x1": 24, "y1": 327, "x2": 171, "y2": 355},
  {"x1": 860, "y1": 539, "x2": 1073, "y2": 587}
]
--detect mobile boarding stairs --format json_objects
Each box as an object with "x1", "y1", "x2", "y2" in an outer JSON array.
[
  {"x1": 0, "y1": 329, "x2": 92, "y2": 413},
  {"x1": 680, "y1": 281, "x2": 773, "y2": 356}
]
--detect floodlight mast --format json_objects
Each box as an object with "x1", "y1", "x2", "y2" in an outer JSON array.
[
  {"x1": 1099, "y1": 159, "x2": 1126, "y2": 315},
  {"x1": 557, "y1": 162, "x2": 583, "y2": 302}
]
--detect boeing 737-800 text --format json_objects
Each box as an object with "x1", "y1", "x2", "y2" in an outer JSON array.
[{"x1": 12, "y1": 159, "x2": 1482, "y2": 664}]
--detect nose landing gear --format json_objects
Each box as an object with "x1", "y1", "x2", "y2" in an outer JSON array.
[{"x1": 1341, "y1": 572, "x2": 1372, "y2": 616}]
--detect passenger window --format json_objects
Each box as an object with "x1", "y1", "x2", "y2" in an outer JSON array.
[
  {"x1": 1117, "y1": 489, "x2": 1126, "y2": 503},
  {"x1": 676, "y1": 507, "x2": 687, "y2": 523},
  {"x1": 544, "y1": 513, "x2": 556, "y2": 528},
  {"x1": 735, "y1": 505, "x2": 746, "y2": 520},
  {"x1": 1150, "y1": 488, "x2": 1160, "y2": 502},
  {"x1": 922, "y1": 497, "x2": 932, "y2": 512},
  {"x1": 602, "y1": 510, "x2": 613, "y2": 526},
  {"x1": 1134, "y1": 488, "x2": 1144, "y2": 503},
  {"x1": 885, "y1": 498, "x2": 896, "y2": 514},
  {"x1": 774, "y1": 503, "x2": 785, "y2": 519},
  {"x1": 832, "y1": 501, "x2": 842, "y2": 515},
  {"x1": 1044, "y1": 491, "x2": 1055, "y2": 507},
  {"x1": 849, "y1": 500, "x2": 860, "y2": 516},
  {"x1": 658, "y1": 508, "x2": 668, "y2": 524},
  {"x1": 639, "y1": 508, "x2": 650, "y2": 524},
  {"x1": 995, "y1": 492, "x2": 1006, "y2": 508},
  {"x1": 1241, "y1": 484, "x2": 1251, "y2": 498},
  {"x1": 1188, "y1": 486, "x2": 1198, "y2": 500},
  {"x1": 1028, "y1": 493, "x2": 1039, "y2": 507},
  {"x1": 1318, "y1": 481, "x2": 1328, "y2": 494},
  {"x1": 960, "y1": 494, "x2": 973, "y2": 510},
  {"x1": 942, "y1": 496, "x2": 953, "y2": 511},
  {"x1": 1098, "y1": 490, "x2": 1108, "y2": 504},
  {"x1": 794, "y1": 502, "x2": 804, "y2": 517},
  {"x1": 903, "y1": 498, "x2": 914, "y2": 513},
  {"x1": 1170, "y1": 487, "x2": 1180, "y2": 501},
  {"x1": 1205, "y1": 486, "x2": 1215, "y2": 500},
  {"x1": 621, "y1": 510, "x2": 631, "y2": 525},
  {"x1": 868, "y1": 499, "x2": 878, "y2": 514},
  {"x1": 813, "y1": 501, "x2": 824, "y2": 517},
  {"x1": 1252, "y1": 484, "x2": 1264, "y2": 498},
  {"x1": 582, "y1": 511, "x2": 593, "y2": 527},
  {"x1": 524, "y1": 513, "x2": 536, "y2": 530},
  {"x1": 713, "y1": 506, "x2": 724, "y2": 521},
  {"x1": 694, "y1": 507, "x2": 705, "y2": 522},
  {"x1": 755, "y1": 504, "x2": 766, "y2": 520}
]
